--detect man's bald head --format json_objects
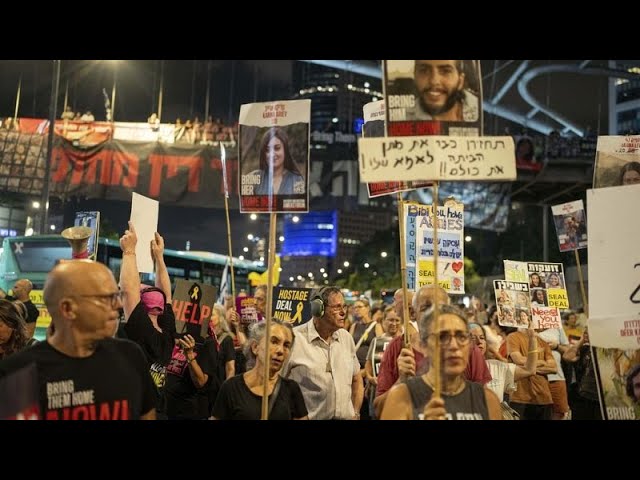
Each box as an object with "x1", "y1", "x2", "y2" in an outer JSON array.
[
  {"x1": 13, "y1": 278, "x2": 33, "y2": 301},
  {"x1": 394, "y1": 288, "x2": 414, "y2": 309},
  {"x1": 413, "y1": 284, "x2": 450, "y2": 315},
  {"x1": 44, "y1": 260, "x2": 116, "y2": 312}
]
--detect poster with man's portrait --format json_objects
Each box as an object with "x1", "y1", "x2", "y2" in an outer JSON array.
[
  {"x1": 238, "y1": 99, "x2": 310, "y2": 213},
  {"x1": 383, "y1": 60, "x2": 483, "y2": 137},
  {"x1": 551, "y1": 200, "x2": 587, "y2": 252},
  {"x1": 593, "y1": 135, "x2": 640, "y2": 188},
  {"x1": 593, "y1": 347, "x2": 640, "y2": 420}
]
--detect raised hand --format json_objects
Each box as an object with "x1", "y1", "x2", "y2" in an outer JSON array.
[
  {"x1": 150, "y1": 232, "x2": 165, "y2": 259},
  {"x1": 120, "y1": 221, "x2": 137, "y2": 253}
]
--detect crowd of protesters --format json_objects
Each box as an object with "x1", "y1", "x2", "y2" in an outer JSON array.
[{"x1": 0, "y1": 222, "x2": 610, "y2": 421}]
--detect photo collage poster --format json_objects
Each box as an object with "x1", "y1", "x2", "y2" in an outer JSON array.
[
  {"x1": 493, "y1": 280, "x2": 531, "y2": 328},
  {"x1": 504, "y1": 260, "x2": 569, "y2": 329}
]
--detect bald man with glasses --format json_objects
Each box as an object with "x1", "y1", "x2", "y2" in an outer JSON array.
[{"x1": 0, "y1": 260, "x2": 156, "y2": 420}]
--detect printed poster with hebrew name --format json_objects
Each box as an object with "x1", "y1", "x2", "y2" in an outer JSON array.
[
  {"x1": 363, "y1": 100, "x2": 431, "y2": 198},
  {"x1": 593, "y1": 135, "x2": 640, "y2": 188},
  {"x1": 236, "y1": 295, "x2": 262, "y2": 326},
  {"x1": 239, "y1": 99, "x2": 310, "y2": 213},
  {"x1": 493, "y1": 280, "x2": 531, "y2": 328},
  {"x1": 404, "y1": 200, "x2": 464, "y2": 294},
  {"x1": 504, "y1": 260, "x2": 569, "y2": 329}
]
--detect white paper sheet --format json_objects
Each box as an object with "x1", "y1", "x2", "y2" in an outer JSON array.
[{"x1": 129, "y1": 192, "x2": 159, "y2": 273}]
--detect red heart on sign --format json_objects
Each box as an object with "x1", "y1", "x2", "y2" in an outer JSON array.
[{"x1": 452, "y1": 262, "x2": 463, "y2": 273}]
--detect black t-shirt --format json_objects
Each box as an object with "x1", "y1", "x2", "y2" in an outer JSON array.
[
  {"x1": 23, "y1": 300, "x2": 40, "y2": 325},
  {"x1": 123, "y1": 302, "x2": 176, "y2": 368},
  {"x1": 0, "y1": 338, "x2": 156, "y2": 420},
  {"x1": 164, "y1": 337, "x2": 220, "y2": 419},
  {"x1": 5, "y1": 297, "x2": 39, "y2": 324},
  {"x1": 213, "y1": 375, "x2": 308, "y2": 420}
]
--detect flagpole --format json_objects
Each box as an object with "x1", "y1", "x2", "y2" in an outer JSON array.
[
  {"x1": 261, "y1": 211, "x2": 277, "y2": 420},
  {"x1": 14, "y1": 75, "x2": 22, "y2": 122},
  {"x1": 220, "y1": 144, "x2": 236, "y2": 300}
]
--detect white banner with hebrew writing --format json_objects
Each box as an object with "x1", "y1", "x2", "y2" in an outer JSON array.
[
  {"x1": 358, "y1": 136, "x2": 515, "y2": 183},
  {"x1": 587, "y1": 184, "x2": 640, "y2": 348}
]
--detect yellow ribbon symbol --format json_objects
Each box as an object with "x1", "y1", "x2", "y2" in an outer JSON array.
[
  {"x1": 290, "y1": 301, "x2": 304, "y2": 324},
  {"x1": 190, "y1": 286, "x2": 199, "y2": 300}
]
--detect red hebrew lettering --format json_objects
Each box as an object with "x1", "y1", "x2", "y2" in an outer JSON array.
[{"x1": 148, "y1": 154, "x2": 203, "y2": 197}]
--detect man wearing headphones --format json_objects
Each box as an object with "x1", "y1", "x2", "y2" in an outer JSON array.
[{"x1": 282, "y1": 286, "x2": 363, "y2": 420}]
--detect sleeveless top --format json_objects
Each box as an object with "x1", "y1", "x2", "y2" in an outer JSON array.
[
  {"x1": 406, "y1": 376, "x2": 489, "y2": 420},
  {"x1": 352, "y1": 321, "x2": 376, "y2": 368}
]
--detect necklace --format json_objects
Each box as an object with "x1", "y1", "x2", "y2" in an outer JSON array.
[{"x1": 424, "y1": 374, "x2": 465, "y2": 396}]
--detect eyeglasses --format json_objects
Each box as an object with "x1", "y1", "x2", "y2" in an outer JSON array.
[
  {"x1": 327, "y1": 303, "x2": 347, "y2": 312},
  {"x1": 74, "y1": 291, "x2": 123, "y2": 309},
  {"x1": 430, "y1": 330, "x2": 470, "y2": 346},
  {"x1": 470, "y1": 334, "x2": 485, "y2": 344},
  {"x1": 353, "y1": 305, "x2": 367, "y2": 310}
]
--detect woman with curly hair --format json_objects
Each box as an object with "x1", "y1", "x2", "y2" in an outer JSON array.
[{"x1": 0, "y1": 299, "x2": 29, "y2": 360}]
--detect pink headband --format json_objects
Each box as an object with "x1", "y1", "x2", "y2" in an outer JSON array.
[{"x1": 140, "y1": 287, "x2": 165, "y2": 315}]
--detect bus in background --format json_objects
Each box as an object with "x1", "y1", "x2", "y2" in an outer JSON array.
[{"x1": 0, "y1": 235, "x2": 265, "y2": 339}]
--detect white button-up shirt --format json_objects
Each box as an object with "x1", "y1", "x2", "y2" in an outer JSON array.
[{"x1": 283, "y1": 320, "x2": 360, "y2": 420}]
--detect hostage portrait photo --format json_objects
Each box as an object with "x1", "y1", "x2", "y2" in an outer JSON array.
[
  {"x1": 593, "y1": 152, "x2": 640, "y2": 188},
  {"x1": 239, "y1": 123, "x2": 309, "y2": 213},
  {"x1": 384, "y1": 60, "x2": 482, "y2": 136}
]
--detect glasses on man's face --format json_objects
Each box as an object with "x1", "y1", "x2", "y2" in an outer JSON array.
[
  {"x1": 327, "y1": 303, "x2": 347, "y2": 312},
  {"x1": 430, "y1": 330, "x2": 470, "y2": 346},
  {"x1": 74, "y1": 291, "x2": 123, "y2": 309}
]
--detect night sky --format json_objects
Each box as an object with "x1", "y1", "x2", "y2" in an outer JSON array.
[
  {"x1": 0, "y1": 60, "x2": 293, "y2": 124},
  {"x1": 0, "y1": 59, "x2": 613, "y2": 256}
]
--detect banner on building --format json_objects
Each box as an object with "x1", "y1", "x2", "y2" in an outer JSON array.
[{"x1": 0, "y1": 133, "x2": 239, "y2": 208}]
